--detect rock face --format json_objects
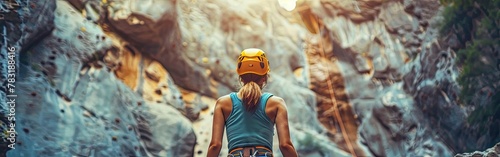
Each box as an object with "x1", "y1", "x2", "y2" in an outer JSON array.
[
  {"x1": 0, "y1": 0, "x2": 57, "y2": 153},
  {"x1": 299, "y1": 0, "x2": 456, "y2": 156},
  {"x1": 455, "y1": 142, "x2": 500, "y2": 157},
  {"x1": 1, "y1": 0, "x2": 497, "y2": 157},
  {"x1": 3, "y1": 1, "x2": 195, "y2": 156}
]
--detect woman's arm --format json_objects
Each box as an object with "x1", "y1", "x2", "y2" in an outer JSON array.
[
  {"x1": 274, "y1": 97, "x2": 298, "y2": 157},
  {"x1": 207, "y1": 99, "x2": 225, "y2": 157}
]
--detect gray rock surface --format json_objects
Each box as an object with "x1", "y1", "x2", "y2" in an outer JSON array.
[
  {"x1": 455, "y1": 143, "x2": 500, "y2": 157},
  {"x1": 136, "y1": 102, "x2": 196, "y2": 157},
  {"x1": 4, "y1": 1, "x2": 196, "y2": 156},
  {"x1": 301, "y1": 0, "x2": 462, "y2": 156},
  {"x1": 1, "y1": 0, "x2": 57, "y2": 153},
  {"x1": 11, "y1": 65, "x2": 145, "y2": 157}
]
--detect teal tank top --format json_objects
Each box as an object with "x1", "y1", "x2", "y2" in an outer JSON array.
[{"x1": 226, "y1": 92, "x2": 274, "y2": 151}]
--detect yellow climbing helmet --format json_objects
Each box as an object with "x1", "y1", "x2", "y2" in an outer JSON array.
[{"x1": 237, "y1": 48, "x2": 270, "y2": 76}]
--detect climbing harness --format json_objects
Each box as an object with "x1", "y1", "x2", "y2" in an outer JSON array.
[{"x1": 228, "y1": 146, "x2": 273, "y2": 157}]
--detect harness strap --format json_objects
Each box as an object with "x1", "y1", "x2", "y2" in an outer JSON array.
[{"x1": 228, "y1": 146, "x2": 273, "y2": 157}]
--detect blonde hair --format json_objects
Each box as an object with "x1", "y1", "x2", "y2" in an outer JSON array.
[{"x1": 238, "y1": 74, "x2": 268, "y2": 111}]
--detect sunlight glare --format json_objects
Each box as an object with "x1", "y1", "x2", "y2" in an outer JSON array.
[{"x1": 278, "y1": 0, "x2": 297, "y2": 11}]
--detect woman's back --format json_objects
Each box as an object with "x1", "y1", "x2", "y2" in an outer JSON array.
[
  {"x1": 207, "y1": 48, "x2": 297, "y2": 157},
  {"x1": 215, "y1": 93, "x2": 296, "y2": 157},
  {"x1": 225, "y1": 92, "x2": 274, "y2": 151}
]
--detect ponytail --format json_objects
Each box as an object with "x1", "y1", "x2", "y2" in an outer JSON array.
[
  {"x1": 239, "y1": 82, "x2": 262, "y2": 111},
  {"x1": 238, "y1": 74, "x2": 268, "y2": 111}
]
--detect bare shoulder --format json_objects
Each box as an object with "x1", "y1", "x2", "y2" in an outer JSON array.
[
  {"x1": 215, "y1": 94, "x2": 232, "y2": 109},
  {"x1": 216, "y1": 94, "x2": 232, "y2": 104},
  {"x1": 267, "y1": 95, "x2": 287, "y2": 109}
]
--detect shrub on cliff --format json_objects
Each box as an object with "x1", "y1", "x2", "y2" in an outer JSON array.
[{"x1": 439, "y1": 0, "x2": 500, "y2": 151}]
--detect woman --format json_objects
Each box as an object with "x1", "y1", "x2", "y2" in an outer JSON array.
[{"x1": 207, "y1": 48, "x2": 298, "y2": 157}]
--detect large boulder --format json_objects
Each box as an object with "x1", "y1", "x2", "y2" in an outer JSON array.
[
  {"x1": 455, "y1": 142, "x2": 500, "y2": 157},
  {"x1": 135, "y1": 102, "x2": 196, "y2": 157}
]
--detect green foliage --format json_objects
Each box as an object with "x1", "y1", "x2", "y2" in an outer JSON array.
[
  {"x1": 439, "y1": 0, "x2": 500, "y2": 42},
  {"x1": 440, "y1": 0, "x2": 500, "y2": 146},
  {"x1": 466, "y1": 92, "x2": 500, "y2": 141},
  {"x1": 440, "y1": 0, "x2": 500, "y2": 147},
  {"x1": 467, "y1": 92, "x2": 500, "y2": 124},
  {"x1": 440, "y1": 0, "x2": 499, "y2": 101},
  {"x1": 456, "y1": 39, "x2": 498, "y2": 102}
]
